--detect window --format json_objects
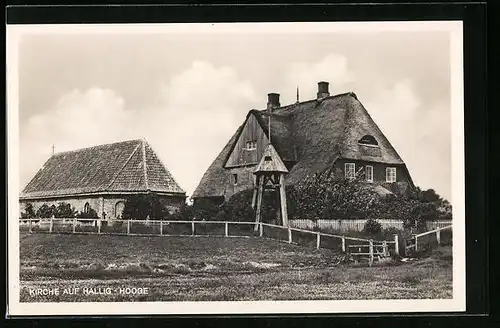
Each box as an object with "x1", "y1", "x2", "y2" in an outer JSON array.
[
  {"x1": 245, "y1": 140, "x2": 257, "y2": 150},
  {"x1": 358, "y1": 135, "x2": 379, "y2": 146},
  {"x1": 83, "y1": 202, "x2": 90, "y2": 214},
  {"x1": 115, "y1": 201, "x2": 125, "y2": 218},
  {"x1": 264, "y1": 155, "x2": 272, "y2": 161},
  {"x1": 366, "y1": 165, "x2": 373, "y2": 183},
  {"x1": 233, "y1": 174, "x2": 238, "y2": 185},
  {"x1": 345, "y1": 163, "x2": 355, "y2": 180},
  {"x1": 386, "y1": 167, "x2": 397, "y2": 183}
]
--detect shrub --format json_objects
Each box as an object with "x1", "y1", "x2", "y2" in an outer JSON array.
[
  {"x1": 122, "y1": 193, "x2": 171, "y2": 220},
  {"x1": 21, "y1": 202, "x2": 36, "y2": 219},
  {"x1": 36, "y1": 204, "x2": 56, "y2": 218},
  {"x1": 363, "y1": 218, "x2": 382, "y2": 236},
  {"x1": 192, "y1": 198, "x2": 220, "y2": 221},
  {"x1": 54, "y1": 202, "x2": 76, "y2": 218}
]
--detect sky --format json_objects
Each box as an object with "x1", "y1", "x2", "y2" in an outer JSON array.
[{"x1": 15, "y1": 24, "x2": 454, "y2": 201}]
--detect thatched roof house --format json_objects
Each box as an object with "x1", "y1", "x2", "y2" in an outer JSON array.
[
  {"x1": 192, "y1": 81, "x2": 414, "y2": 203},
  {"x1": 20, "y1": 139, "x2": 186, "y2": 219}
]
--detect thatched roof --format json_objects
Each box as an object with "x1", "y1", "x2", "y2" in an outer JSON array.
[
  {"x1": 255, "y1": 144, "x2": 289, "y2": 174},
  {"x1": 20, "y1": 139, "x2": 186, "y2": 200},
  {"x1": 193, "y1": 92, "x2": 408, "y2": 199}
]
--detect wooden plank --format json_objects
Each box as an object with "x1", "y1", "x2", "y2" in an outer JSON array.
[
  {"x1": 259, "y1": 222, "x2": 263, "y2": 237},
  {"x1": 288, "y1": 228, "x2": 292, "y2": 243},
  {"x1": 127, "y1": 220, "x2": 130, "y2": 235},
  {"x1": 160, "y1": 221, "x2": 163, "y2": 235},
  {"x1": 342, "y1": 237, "x2": 346, "y2": 252},
  {"x1": 191, "y1": 221, "x2": 195, "y2": 236},
  {"x1": 316, "y1": 233, "x2": 320, "y2": 249},
  {"x1": 436, "y1": 229, "x2": 441, "y2": 245},
  {"x1": 254, "y1": 175, "x2": 264, "y2": 231},
  {"x1": 394, "y1": 234, "x2": 399, "y2": 255},
  {"x1": 369, "y1": 240, "x2": 374, "y2": 266},
  {"x1": 225, "y1": 222, "x2": 229, "y2": 237},
  {"x1": 279, "y1": 174, "x2": 289, "y2": 227}
]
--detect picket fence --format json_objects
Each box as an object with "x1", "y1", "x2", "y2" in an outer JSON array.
[{"x1": 289, "y1": 219, "x2": 452, "y2": 232}]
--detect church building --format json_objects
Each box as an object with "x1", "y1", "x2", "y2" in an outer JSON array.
[{"x1": 19, "y1": 139, "x2": 186, "y2": 219}]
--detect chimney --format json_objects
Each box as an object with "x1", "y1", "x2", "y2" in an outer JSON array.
[
  {"x1": 317, "y1": 81, "x2": 330, "y2": 99},
  {"x1": 267, "y1": 93, "x2": 280, "y2": 110}
]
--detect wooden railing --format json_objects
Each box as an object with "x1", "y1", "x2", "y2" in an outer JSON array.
[
  {"x1": 19, "y1": 218, "x2": 400, "y2": 261},
  {"x1": 405, "y1": 225, "x2": 452, "y2": 255}
]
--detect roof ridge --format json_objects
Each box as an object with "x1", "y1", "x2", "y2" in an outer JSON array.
[
  {"x1": 254, "y1": 91, "x2": 357, "y2": 113},
  {"x1": 52, "y1": 138, "x2": 143, "y2": 156},
  {"x1": 144, "y1": 142, "x2": 186, "y2": 193},
  {"x1": 105, "y1": 142, "x2": 142, "y2": 190},
  {"x1": 142, "y1": 139, "x2": 149, "y2": 190}
]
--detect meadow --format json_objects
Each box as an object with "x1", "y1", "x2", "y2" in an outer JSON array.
[{"x1": 19, "y1": 233, "x2": 452, "y2": 302}]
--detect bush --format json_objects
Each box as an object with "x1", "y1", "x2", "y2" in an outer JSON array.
[
  {"x1": 363, "y1": 218, "x2": 382, "y2": 236},
  {"x1": 192, "y1": 198, "x2": 220, "y2": 221},
  {"x1": 216, "y1": 189, "x2": 255, "y2": 222},
  {"x1": 54, "y1": 202, "x2": 76, "y2": 218},
  {"x1": 122, "y1": 193, "x2": 171, "y2": 220}
]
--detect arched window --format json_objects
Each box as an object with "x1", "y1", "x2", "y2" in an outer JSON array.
[
  {"x1": 83, "y1": 202, "x2": 90, "y2": 214},
  {"x1": 358, "y1": 135, "x2": 378, "y2": 146},
  {"x1": 115, "y1": 201, "x2": 125, "y2": 218}
]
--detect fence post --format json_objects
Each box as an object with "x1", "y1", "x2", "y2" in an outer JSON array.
[
  {"x1": 97, "y1": 219, "x2": 101, "y2": 234},
  {"x1": 225, "y1": 222, "x2": 228, "y2": 237},
  {"x1": 259, "y1": 222, "x2": 263, "y2": 237},
  {"x1": 436, "y1": 229, "x2": 441, "y2": 245},
  {"x1": 316, "y1": 233, "x2": 320, "y2": 249},
  {"x1": 341, "y1": 237, "x2": 346, "y2": 252},
  {"x1": 29, "y1": 219, "x2": 32, "y2": 233},
  {"x1": 369, "y1": 240, "x2": 374, "y2": 266},
  {"x1": 288, "y1": 227, "x2": 292, "y2": 243},
  {"x1": 127, "y1": 220, "x2": 130, "y2": 235},
  {"x1": 394, "y1": 234, "x2": 399, "y2": 255},
  {"x1": 382, "y1": 241, "x2": 388, "y2": 256},
  {"x1": 192, "y1": 221, "x2": 195, "y2": 236},
  {"x1": 49, "y1": 218, "x2": 53, "y2": 233},
  {"x1": 414, "y1": 235, "x2": 418, "y2": 252},
  {"x1": 72, "y1": 218, "x2": 76, "y2": 233},
  {"x1": 160, "y1": 221, "x2": 163, "y2": 235}
]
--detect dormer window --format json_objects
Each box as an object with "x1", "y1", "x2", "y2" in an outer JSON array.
[
  {"x1": 245, "y1": 140, "x2": 257, "y2": 150},
  {"x1": 264, "y1": 155, "x2": 272, "y2": 161},
  {"x1": 358, "y1": 135, "x2": 379, "y2": 146}
]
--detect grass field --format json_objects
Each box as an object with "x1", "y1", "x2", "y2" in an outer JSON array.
[{"x1": 19, "y1": 233, "x2": 452, "y2": 302}]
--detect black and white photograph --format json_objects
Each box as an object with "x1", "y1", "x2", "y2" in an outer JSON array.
[{"x1": 7, "y1": 21, "x2": 465, "y2": 315}]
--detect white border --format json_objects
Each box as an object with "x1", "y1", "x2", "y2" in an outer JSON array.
[{"x1": 7, "y1": 21, "x2": 465, "y2": 316}]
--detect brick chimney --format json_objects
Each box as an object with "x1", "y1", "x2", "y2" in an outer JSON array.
[
  {"x1": 317, "y1": 81, "x2": 330, "y2": 99},
  {"x1": 267, "y1": 93, "x2": 280, "y2": 110}
]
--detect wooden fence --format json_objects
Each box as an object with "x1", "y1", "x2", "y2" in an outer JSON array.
[
  {"x1": 289, "y1": 218, "x2": 452, "y2": 232},
  {"x1": 19, "y1": 218, "x2": 400, "y2": 262},
  {"x1": 405, "y1": 225, "x2": 453, "y2": 255}
]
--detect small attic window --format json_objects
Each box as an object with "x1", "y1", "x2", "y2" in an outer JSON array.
[
  {"x1": 264, "y1": 156, "x2": 272, "y2": 161},
  {"x1": 358, "y1": 135, "x2": 379, "y2": 146},
  {"x1": 245, "y1": 140, "x2": 257, "y2": 150}
]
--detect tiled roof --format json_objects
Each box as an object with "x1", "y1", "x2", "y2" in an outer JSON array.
[{"x1": 20, "y1": 139, "x2": 185, "y2": 200}]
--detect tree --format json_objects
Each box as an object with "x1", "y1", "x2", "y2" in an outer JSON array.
[
  {"x1": 121, "y1": 193, "x2": 171, "y2": 220},
  {"x1": 54, "y1": 202, "x2": 76, "y2": 218},
  {"x1": 21, "y1": 203, "x2": 36, "y2": 219},
  {"x1": 36, "y1": 204, "x2": 55, "y2": 218}
]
